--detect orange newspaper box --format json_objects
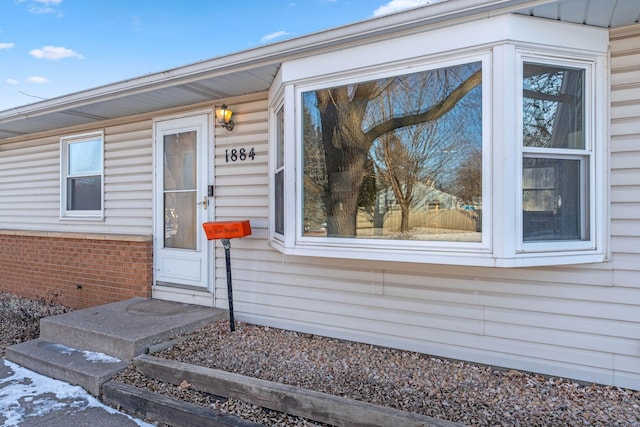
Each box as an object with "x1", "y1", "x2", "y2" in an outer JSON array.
[
  {"x1": 202, "y1": 220, "x2": 251, "y2": 240},
  {"x1": 202, "y1": 220, "x2": 252, "y2": 331}
]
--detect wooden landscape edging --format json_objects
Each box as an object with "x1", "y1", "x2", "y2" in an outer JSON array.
[
  {"x1": 102, "y1": 380, "x2": 261, "y2": 427},
  {"x1": 134, "y1": 354, "x2": 465, "y2": 427}
]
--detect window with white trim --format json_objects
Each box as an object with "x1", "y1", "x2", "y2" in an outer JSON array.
[
  {"x1": 519, "y1": 60, "x2": 592, "y2": 251},
  {"x1": 60, "y1": 132, "x2": 104, "y2": 219},
  {"x1": 269, "y1": 16, "x2": 608, "y2": 267},
  {"x1": 274, "y1": 105, "x2": 285, "y2": 236}
]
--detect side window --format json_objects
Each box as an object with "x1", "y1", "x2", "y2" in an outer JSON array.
[
  {"x1": 274, "y1": 106, "x2": 285, "y2": 236},
  {"x1": 521, "y1": 62, "x2": 590, "y2": 244},
  {"x1": 61, "y1": 132, "x2": 104, "y2": 218}
]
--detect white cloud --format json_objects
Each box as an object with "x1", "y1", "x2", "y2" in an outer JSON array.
[
  {"x1": 29, "y1": 6, "x2": 55, "y2": 14},
  {"x1": 20, "y1": 0, "x2": 63, "y2": 15},
  {"x1": 29, "y1": 45, "x2": 82, "y2": 60},
  {"x1": 373, "y1": 0, "x2": 442, "y2": 16},
  {"x1": 6, "y1": 79, "x2": 19, "y2": 85},
  {"x1": 26, "y1": 76, "x2": 48, "y2": 84},
  {"x1": 0, "y1": 43, "x2": 15, "y2": 49},
  {"x1": 260, "y1": 30, "x2": 292, "y2": 43}
]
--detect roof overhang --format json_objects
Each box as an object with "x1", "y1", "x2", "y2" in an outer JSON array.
[{"x1": 1, "y1": 0, "x2": 638, "y2": 142}]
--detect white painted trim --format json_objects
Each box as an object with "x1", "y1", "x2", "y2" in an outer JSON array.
[
  {"x1": 268, "y1": 76, "x2": 285, "y2": 244},
  {"x1": 152, "y1": 111, "x2": 214, "y2": 290},
  {"x1": 152, "y1": 284, "x2": 215, "y2": 307},
  {"x1": 281, "y1": 15, "x2": 608, "y2": 84},
  {"x1": 59, "y1": 130, "x2": 105, "y2": 220}
]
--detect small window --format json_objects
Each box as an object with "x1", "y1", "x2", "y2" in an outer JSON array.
[{"x1": 60, "y1": 132, "x2": 104, "y2": 219}]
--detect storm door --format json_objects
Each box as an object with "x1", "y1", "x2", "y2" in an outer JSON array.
[{"x1": 154, "y1": 114, "x2": 211, "y2": 290}]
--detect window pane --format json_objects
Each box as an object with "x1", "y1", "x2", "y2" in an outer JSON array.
[
  {"x1": 274, "y1": 106, "x2": 285, "y2": 235},
  {"x1": 276, "y1": 108, "x2": 284, "y2": 169},
  {"x1": 523, "y1": 63, "x2": 584, "y2": 149},
  {"x1": 164, "y1": 131, "x2": 196, "y2": 191},
  {"x1": 69, "y1": 139, "x2": 102, "y2": 174},
  {"x1": 275, "y1": 170, "x2": 284, "y2": 235},
  {"x1": 523, "y1": 158, "x2": 586, "y2": 241},
  {"x1": 164, "y1": 191, "x2": 197, "y2": 250},
  {"x1": 67, "y1": 176, "x2": 101, "y2": 210},
  {"x1": 302, "y1": 62, "x2": 483, "y2": 241}
]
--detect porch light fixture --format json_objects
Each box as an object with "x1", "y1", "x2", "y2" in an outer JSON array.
[{"x1": 215, "y1": 104, "x2": 234, "y2": 131}]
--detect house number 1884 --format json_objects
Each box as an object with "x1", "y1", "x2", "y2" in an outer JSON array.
[{"x1": 225, "y1": 147, "x2": 255, "y2": 163}]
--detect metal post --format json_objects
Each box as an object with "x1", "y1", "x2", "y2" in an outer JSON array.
[{"x1": 221, "y1": 238, "x2": 235, "y2": 331}]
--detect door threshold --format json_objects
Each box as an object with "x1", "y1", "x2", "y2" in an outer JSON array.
[
  {"x1": 153, "y1": 283, "x2": 213, "y2": 307},
  {"x1": 155, "y1": 281, "x2": 210, "y2": 292}
]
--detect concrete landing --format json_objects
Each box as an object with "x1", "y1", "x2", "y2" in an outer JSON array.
[
  {"x1": 39, "y1": 297, "x2": 226, "y2": 360},
  {"x1": 5, "y1": 297, "x2": 226, "y2": 396}
]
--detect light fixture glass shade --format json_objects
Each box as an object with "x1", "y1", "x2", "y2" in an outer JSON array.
[{"x1": 215, "y1": 105, "x2": 232, "y2": 125}]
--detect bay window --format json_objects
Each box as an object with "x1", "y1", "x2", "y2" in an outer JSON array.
[{"x1": 269, "y1": 15, "x2": 607, "y2": 267}]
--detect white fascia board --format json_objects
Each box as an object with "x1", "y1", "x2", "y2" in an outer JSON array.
[
  {"x1": 282, "y1": 14, "x2": 608, "y2": 83},
  {"x1": 0, "y1": 0, "x2": 558, "y2": 123}
]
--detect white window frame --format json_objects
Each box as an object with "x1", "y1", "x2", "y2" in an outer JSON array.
[
  {"x1": 293, "y1": 53, "x2": 492, "y2": 258},
  {"x1": 268, "y1": 15, "x2": 609, "y2": 268},
  {"x1": 60, "y1": 131, "x2": 104, "y2": 220},
  {"x1": 516, "y1": 53, "x2": 597, "y2": 254},
  {"x1": 273, "y1": 103, "x2": 286, "y2": 240}
]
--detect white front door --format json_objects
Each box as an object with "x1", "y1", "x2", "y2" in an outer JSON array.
[{"x1": 153, "y1": 114, "x2": 211, "y2": 293}]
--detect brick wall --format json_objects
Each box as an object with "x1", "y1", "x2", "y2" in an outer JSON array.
[{"x1": 0, "y1": 231, "x2": 153, "y2": 309}]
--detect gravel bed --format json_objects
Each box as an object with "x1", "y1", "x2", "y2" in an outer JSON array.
[
  {"x1": 1, "y1": 293, "x2": 638, "y2": 426},
  {"x1": 0, "y1": 292, "x2": 70, "y2": 358},
  {"x1": 118, "y1": 320, "x2": 640, "y2": 427}
]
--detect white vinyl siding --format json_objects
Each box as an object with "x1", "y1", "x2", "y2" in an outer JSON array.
[
  {"x1": 104, "y1": 122, "x2": 153, "y2": 231},
  {"x1": 213, "y1": 95, "x2": 270, "y2": 310},
  {"x1": 0, "y1": 140, "x2": 60, "y2": 226},
  {"x1": 611, "y1": 25, "x2": 640, "y2": 281},
  {"x1": 0, "y1": 119, "x2": 153, "y2": 235}
]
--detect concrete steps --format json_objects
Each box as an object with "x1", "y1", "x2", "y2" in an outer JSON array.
[
  {"x1": 6, "y1": 339, "x2": 129, "y2": 396},
  {"x1": 5, "y1": 298, "x2": 226, "y2": 396}
]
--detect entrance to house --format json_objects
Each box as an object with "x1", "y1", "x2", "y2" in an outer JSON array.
[{"x1": 153, "y1": 113, "x2": 213, "y2": 305}]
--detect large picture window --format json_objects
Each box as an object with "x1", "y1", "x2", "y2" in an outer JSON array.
[
  {"x1": 60, "y1": 132, "x2": 104, "y2": 219},
  {"x1": 301, "y1": 61, "x2": 483, "y2": 243}
]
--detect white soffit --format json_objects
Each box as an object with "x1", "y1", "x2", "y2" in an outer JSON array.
[
  {"x1": 516, "y1": 0, "x2": 640, "y2": 28},
  {"x1": 0, "y1": 0, "x2": 639, "y2": 142}
]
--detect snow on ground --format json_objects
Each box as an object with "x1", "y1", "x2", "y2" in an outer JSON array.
[
  {"x1": 50, "y1": 342, "x2": 123, "y2": 363},
  {"x1": 0, "y1": 359, "x2": 153, "y2": 426}
]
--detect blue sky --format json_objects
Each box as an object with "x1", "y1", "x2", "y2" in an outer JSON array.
[{"x1": 0, "y1": 0, "x2": 437, "y2": 111}]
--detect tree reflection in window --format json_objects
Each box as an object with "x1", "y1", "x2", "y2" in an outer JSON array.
[
  {"x1": 522, "y1": 63, "x2": 588, "y2": 242},
  {"x1": 302, "y1": 61, "x2": 483, "y2": 241}
]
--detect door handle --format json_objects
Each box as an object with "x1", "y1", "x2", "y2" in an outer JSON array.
[{"x1": 196, "y1": 195, "x2": 208, "y2": 210}]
